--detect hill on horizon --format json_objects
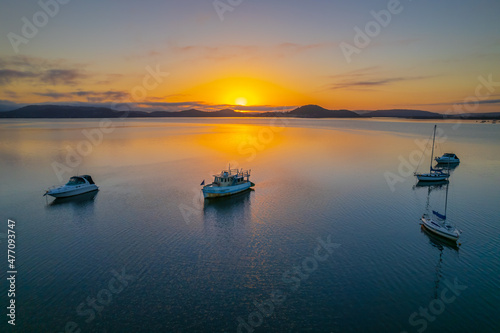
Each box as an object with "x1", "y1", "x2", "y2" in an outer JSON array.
[
  {"x1": 287, "y1": 105, "x2": 359, "y2": 118},
  {"x1": 362, "y1": 109, "x2": 443, "y2": 118}
]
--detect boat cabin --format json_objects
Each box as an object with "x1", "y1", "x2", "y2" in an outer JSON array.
[
  {"x1": 212, "y1": 169, "x2": 250, "y2": 187},
  {"x1": 65, "y1": 175, "x2": 95, "y2": 186}
]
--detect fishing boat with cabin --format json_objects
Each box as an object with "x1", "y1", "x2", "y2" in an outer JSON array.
[{"x1": 201, "y1": 166, "x2": 255, "y2": 198}]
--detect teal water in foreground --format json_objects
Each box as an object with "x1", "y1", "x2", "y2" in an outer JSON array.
[{"x1": 0, "y1": 118, "x2": 499, "y2": 332}]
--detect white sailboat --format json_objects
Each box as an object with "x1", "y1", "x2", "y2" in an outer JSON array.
[
  {"x1": 420, "y1": 182, "x2": 461, "y2": 241},
  {"x1": 415, "y1": 125, "x2": 450, "y2": 182}
]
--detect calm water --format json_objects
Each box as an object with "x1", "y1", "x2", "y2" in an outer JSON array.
[{"x1": 0, "y1": 118, "x2": 499, "y2": 332}]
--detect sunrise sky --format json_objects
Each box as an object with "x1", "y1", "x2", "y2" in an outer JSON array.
[{"x1": 1, "y1": 0, "x2": 499, "y2": 113}]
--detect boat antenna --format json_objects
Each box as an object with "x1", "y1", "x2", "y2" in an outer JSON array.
[{"x1": 430, "y1": 124, "x2": 437, "y2": 172}]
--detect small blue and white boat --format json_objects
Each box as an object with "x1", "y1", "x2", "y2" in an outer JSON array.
[{"x1": 202, "y1": 167, "x2": 254, "y2": 198}]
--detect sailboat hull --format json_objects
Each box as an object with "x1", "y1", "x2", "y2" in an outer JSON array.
[
  {"x1": 421, "y1": 217, "x2": 460, "y2": 241},
  {"x1": 416, "y1": 173, "x2": 449, "y2": 181}
]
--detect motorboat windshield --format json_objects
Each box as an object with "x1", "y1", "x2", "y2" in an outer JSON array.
[{"x1": 66, "y1": 177, "x2": 86, "y2": 186}]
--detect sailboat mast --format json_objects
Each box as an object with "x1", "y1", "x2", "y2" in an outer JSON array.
[{"x1": 430, "y1": 125, "x2": 437, "y2": 171}]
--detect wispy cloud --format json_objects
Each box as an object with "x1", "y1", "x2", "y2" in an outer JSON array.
[
  {"x1": 133, "y1": 101, "x2": 296, "y2": 112},
  {"x1": 4, "y1": 98, "x2": 295, "y2": 113},
  {"x1": 328, "y1": 76, "x2": 433, "y2": 90},
  {"x1": 325, "y1": 67, "x2": 435, "y2": 91},
  {"x1": 34, "y1": 90, "x2": 129, "y2": 102},
  {"x1": 40, "y1": 69, "x2": 87, "y2": 85},
  {"x1": 0, "y1": 56, "x2": 87, "y2": 86},
  {"x1": 411, "y1": 97, "x2": 500, "y2": 106},
  {"x1": 0, "y1": 69, "x2": 38, "y2": 85}
]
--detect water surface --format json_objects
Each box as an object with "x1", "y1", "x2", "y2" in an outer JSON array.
[{"x1": 0, "y1": 118, "x2": 499, "y2": 332}]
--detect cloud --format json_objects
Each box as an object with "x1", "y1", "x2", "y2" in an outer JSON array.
[
  {"x1": 328, "y1": 76, "x2": 432, "y2": 90},
  {"x1": 0, "y1": 69, "x2": 38, "y2": 85},
  {"x1": 3, "y1": 90, "x2": 19, "y2": 99},
  {"x1": 132, "y1": 101, "x2": 296, "y2": 112},
  {"x1": 34, "y1": 90, "x2": 129, "y2": 102},
  {"x1": 40, "y1": 69, "x2": 87, "y2": 85},
  {"x1": 473, "y1": 99, "x2": 500, "y2": 104},
  {"x1": 0, "y1": 99, "x2": 295, "y2": 113},
  {"x1": 413, "y1": 98, "x2": 500, "y2": 106},
  {"x1": 34, "y1": 90, "x2": 72, "y2": 99},
  {"x1": 0, "y1": 56, "x2": 88, "y2": 86},
  {"x1": 326, "y1": 67, "x2": 435, "y2": 91}
]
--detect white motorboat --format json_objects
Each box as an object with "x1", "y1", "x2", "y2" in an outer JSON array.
[
  {"x1": 415, "y1": 125, "x2": 450, "y2": 182},
  {"x1": 202, "y1": 167, "x2": 254, "y2": 198},
  {"x1": 44, "y1": 175, "x2": 99, "y2": 198},
  {"x1": 420, "y1": 182, "x2": 461, "y2": 242},
  {"x1": 435, "y1": 153, "x2": 460, "y2": 164}
]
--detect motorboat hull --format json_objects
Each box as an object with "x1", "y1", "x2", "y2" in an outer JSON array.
[
  {"x1": 46, "y1": 185, "x2": 99, "y2": 198},
  {"x1": 202, "y1": 182, "x2": 254, "y2": 198},
  {"x1": 435, "y1": 154, "x2": 460, "y2": 164},
  {"x1": 435, "y1": 157, "x2": 460, "y2": 164},
  {"x1": 421, "y1": 216, "x2": 460, "y2": 241}
]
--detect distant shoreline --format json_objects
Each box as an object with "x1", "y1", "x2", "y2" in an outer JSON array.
[{"x1": 1, "y1": 104, "x2": 499, "y2": 120}]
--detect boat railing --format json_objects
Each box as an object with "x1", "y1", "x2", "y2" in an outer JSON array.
[{"x1": 214, "y1": 169, "x2": 251, "y2": 177}]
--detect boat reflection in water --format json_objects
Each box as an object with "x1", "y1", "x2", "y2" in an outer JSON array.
[
  {"x1": 421, "y1": 224, "x2": 460, "y2": 252},
  {"x1": 414, "y1": 179, "x2": 449, "y2": 189},
  {"x1": 420, "y1": 225, "x2": 460, "y2": 300},
  {"x1": 435, "y1": 162, "x2": 460, "y2": 171},
  {"x1": 203, "y1": 189, "x2": 254, "y2": 228}
]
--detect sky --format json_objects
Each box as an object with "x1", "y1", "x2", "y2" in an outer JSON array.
[{"x1": 0, "y1": 0, "x2": 499, "y2": 113}]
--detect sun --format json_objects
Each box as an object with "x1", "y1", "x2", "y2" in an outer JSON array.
[{"x1": 235, "y1": 97, "x2": 247, "y2": 106}]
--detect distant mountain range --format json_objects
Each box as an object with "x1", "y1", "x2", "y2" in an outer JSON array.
[{"x1": 0, "y1": 104, "x2": 499, "y2": 119}]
